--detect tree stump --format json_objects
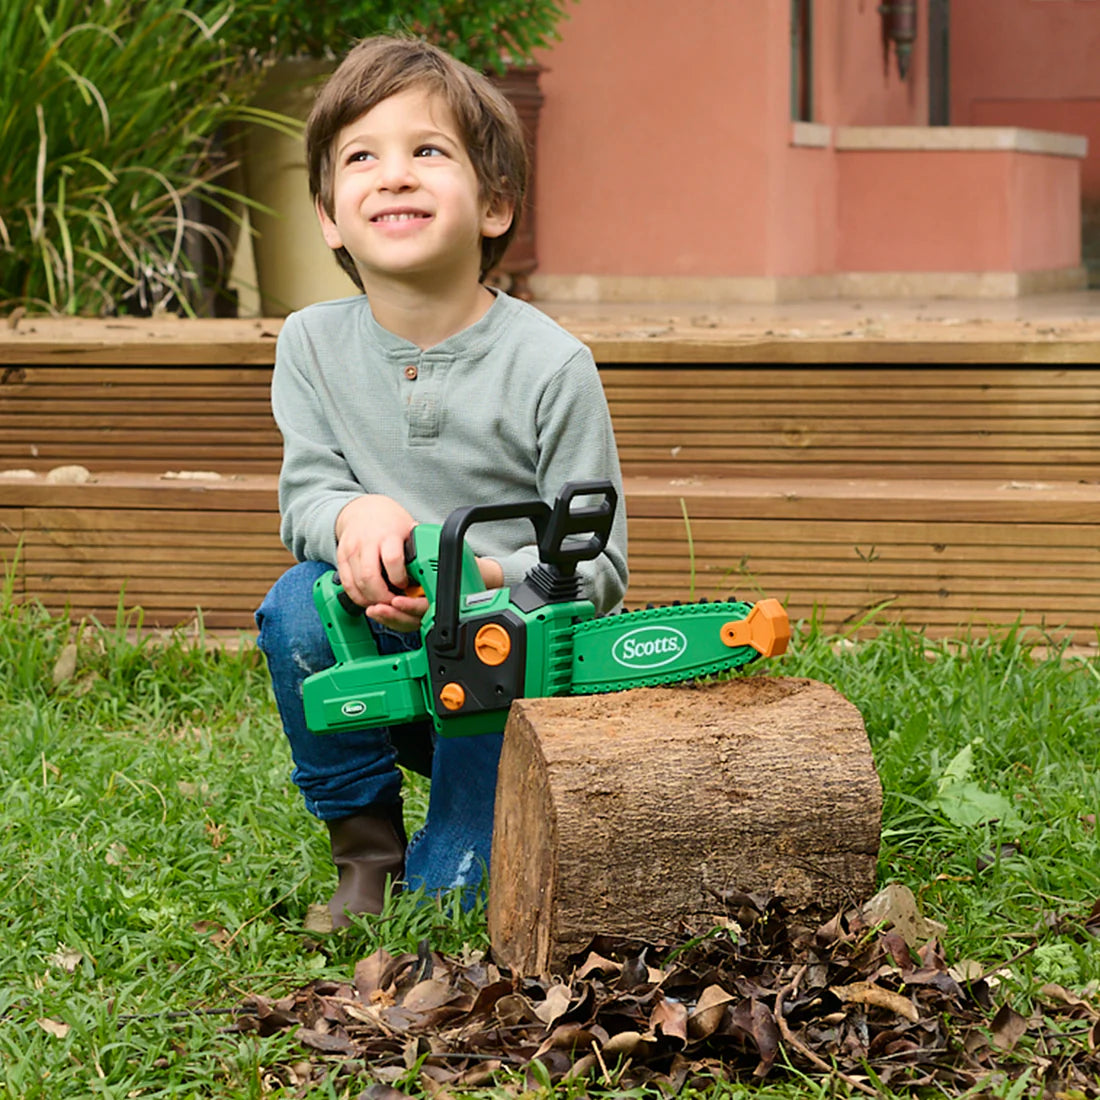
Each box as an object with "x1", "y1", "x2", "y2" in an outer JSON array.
[{"x1": 488, "y1": 677, "x2": 881, "y2": 976}]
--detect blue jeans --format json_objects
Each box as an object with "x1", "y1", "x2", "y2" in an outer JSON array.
[{"x1": 255, "y1": 560, "x2": 502, "y2": 900}]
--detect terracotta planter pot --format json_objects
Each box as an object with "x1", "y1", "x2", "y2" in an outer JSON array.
[
  {"x1": 489, "y1": 65, "x2": 544, "y2": 300},
  {"x1": 240, "y1": 58, "x2": 349, "y2": 316}
]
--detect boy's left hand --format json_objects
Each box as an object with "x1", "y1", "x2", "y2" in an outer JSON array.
[
  {"x1": 367, "y1": 556, "x2": 502, "y2": 633},
  {"x1": 366, "y1": 590, "x2": 429, "y2": 633}
]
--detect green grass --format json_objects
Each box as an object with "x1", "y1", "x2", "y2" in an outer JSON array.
[{"x1": 0, "y1": 587, "x2": 1097, "y2": 1098}]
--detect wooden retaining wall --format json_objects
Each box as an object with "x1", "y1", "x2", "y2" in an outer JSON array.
[{"x1": 2, "y1": 315, "x2": 1099, "y2": 642}]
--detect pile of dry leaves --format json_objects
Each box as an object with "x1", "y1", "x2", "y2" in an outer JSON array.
[{"x1": 231, "y1": 887, "x2": 1100, "y2": 1098}]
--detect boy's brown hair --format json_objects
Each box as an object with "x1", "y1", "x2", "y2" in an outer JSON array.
[{"x1": 305, "y1": 36, "x2": 529, "y2": 288}]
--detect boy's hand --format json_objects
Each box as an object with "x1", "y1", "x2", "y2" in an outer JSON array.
[
  {"x1": 476, "y1": 557, "x2": 504, "y2": 590},
  {"x1": 335, "y1": 494, "x2": 427, "y2": 631}
]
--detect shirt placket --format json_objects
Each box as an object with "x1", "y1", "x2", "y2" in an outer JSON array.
[{"x1": 403, "y1": 352, "x2": 447, "y2": 445}]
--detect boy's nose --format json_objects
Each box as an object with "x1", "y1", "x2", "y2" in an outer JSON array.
[{"x1": 378, "y1": 156, "x2": 418, "y2": 191}]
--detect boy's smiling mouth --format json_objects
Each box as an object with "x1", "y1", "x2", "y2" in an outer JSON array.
[{"x1": 371, "y1": 208, "x2": 432, "y2": 223}]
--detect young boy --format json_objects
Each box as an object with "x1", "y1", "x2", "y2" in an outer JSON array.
[{"x1": 255, "y1": 36, "x2": 628, "y2": 926}]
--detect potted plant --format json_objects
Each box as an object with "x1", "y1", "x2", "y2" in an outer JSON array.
[
  {"x1": 204, "y1": 0, "x2": 573, "y2": 314},
  {"x1": 0, "y1": 0, "x2": 278, "y2": 316}
]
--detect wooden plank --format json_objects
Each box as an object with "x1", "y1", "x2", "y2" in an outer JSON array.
[
  {"x1": 626, "y1": 515, "x2": 1100, "y2": 547},
  {"x1": 23, "y1": 509, "x2": 279, "y2": 538},
  {"x1": 1, "y1": 384, "x2": 272, "y2": 402},
  {"x1": 631, "y1": 556, "x2": 1100, "y2": 584},
  {"x1": 1, "y1": 402, "x2": 275, "y2": 419},
  {"x1": 26, "y1": 542, "x2": 289, "y2": 564},
  {"x1": 0, "y1": 476, "x2": 279, "y2": 510},
  {"x1": 585, "y1": 339, "x2": 1100, "y2": 365},
  {"x1": 0, "y1": 320, "x2": 281, "y2": 366},
  {"x1": 4, "y1": 364, "x2": 273, "y2": 384},
  {"x1": 5, "y1": 316, "x2": 1100, "y2": 366},
  {"x1": 597, "y1": 364, "x2": 1100, "y2": 386},
  {"x1": 608, "y1": 411, "x2": 1100, "y2": 433}
]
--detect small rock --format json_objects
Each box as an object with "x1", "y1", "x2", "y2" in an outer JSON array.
[
  {"x1": 52, "y1": 643, "x2": 78, "y2": 686},
  {"x1": 45, "y1": 465, "x2": 92, "y2": 484}
]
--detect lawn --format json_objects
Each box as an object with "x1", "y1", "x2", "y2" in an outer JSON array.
[{"x1": 1, "y1": 578, "x2": 1097, "y2": 1098}]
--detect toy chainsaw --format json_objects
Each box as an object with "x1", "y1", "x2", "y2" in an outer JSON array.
[{"x1": 303, "y1": 480, "x2": 790, "y2": 738}]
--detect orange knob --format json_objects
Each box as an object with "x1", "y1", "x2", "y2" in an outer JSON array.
[
  {"x1": 720, "y1": 599, "x2": 790, "y2": 657},
  {"x1": 474, "y1": 623, "x2": 512, "y2": 666},
  {"x1": 439, "y1": 682, "x2": 466, "y2": 711}
]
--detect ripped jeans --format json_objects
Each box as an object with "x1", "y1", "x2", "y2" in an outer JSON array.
[{"x1": 255, "y1": 560, "x2": 503, "y2": 899}]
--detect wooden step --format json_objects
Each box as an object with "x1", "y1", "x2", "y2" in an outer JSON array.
[{"x1": 3, "y1": 472, "x2": 1097, "y2": 642}]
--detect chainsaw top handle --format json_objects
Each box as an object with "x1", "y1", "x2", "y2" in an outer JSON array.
[
  {"x1": 429, "y1": 480, "x2": 617, "y2": 658},
  {"x1": 538, "y1": 480, "x2": 618, "y2": 576}
]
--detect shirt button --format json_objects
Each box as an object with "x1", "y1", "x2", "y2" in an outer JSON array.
[{"x1": 404, "y1": 365, "x2": 418, "y2": 381}]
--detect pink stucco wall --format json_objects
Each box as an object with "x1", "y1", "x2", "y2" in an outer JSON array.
[
  {"x1": 534, "y1": 0, "x2": 931, "y2": 278},
  {"x1": 531, "y1": 0, "x2": 1084, "y2": 282},
  {"x1": 533, "y1": 0, "x2": 773, "y2": 276},
  {"x1": 837, "y1": 149, "x2": 1081, "y2": 274},
  {"x1": 815, "y1": 0, "x2": 930, "y2": 126},
  {"x1": 951, "y1": 0, "x2": 1100, "y2": 201}
]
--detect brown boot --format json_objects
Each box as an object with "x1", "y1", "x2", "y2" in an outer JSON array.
[{"x1": 326, "y1": 803, "x2": 407, "y2": 927}]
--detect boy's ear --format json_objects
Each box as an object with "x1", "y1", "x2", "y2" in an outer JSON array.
[
  {"x1": 481, "y1": 194, "x2": 515, "y2": 240},
  {"x1": 316, "y1": 198, "x2": 343, "y2": 250}
]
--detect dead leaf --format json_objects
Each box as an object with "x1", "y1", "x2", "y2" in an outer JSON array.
[
  {"x1": 36, "y1": 1018, "x2": 70, "y2": 1039},
  {"x1": 47, "y1": 947, "x2": 82, "y2": 973},
  {"x1": 831, "y1": 981, "x2": 920, "y2": 1023},
  {"x1": 304, "y1": 904, "x2": 333, "y2": 935},
  {"x1": 990, "y1": 1002, "x2": 1030, "y2": 1050},
  {"x1": 649, "y1": 995, "x2": 689, "y2": 1045},
  {"x1": 104, "y1": 842, "x2": 128, "y2": 866},
  {"x1": 296, "y1": 1026, "x2": 354, "y2": 1055},
  {"x1": 533, "y1": 982, "x2": 572, "y2": 1027},
  {"x1": 599, "y1": 1029, "x2": 648, "y2": 1058},
  {"x1": 354, "y1": 948, "x2": 394, "y2": 1002},
  {"x1": 494, "y1": 993, "x2": 540, "y2": 1027},
  {"x1": 687, "y1": 984, "x2": 735, "y2": 1039},
  {"x1": 1038, "y1": 983, "x2": 1097, "y2": 1011},
  {"x1": 403, "y1": 978, "x2": 459, "y2": 1014},
  {"x1": 575, "y1": 951, "x2": 620, "y2": 980},
  {"x1": 861, "y1": 882, "x2": 947, "y2": 950},
  {"x1": 192, "y1": 921, "x2": 230, "y2": 947},
  {"x1": 358, "y1": 1085, "x2": 415, "y2": 1100}
]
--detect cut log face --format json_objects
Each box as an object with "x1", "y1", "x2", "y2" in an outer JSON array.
[{"x1": 488, "y1": 677, "x2": 882, "y2": 976}]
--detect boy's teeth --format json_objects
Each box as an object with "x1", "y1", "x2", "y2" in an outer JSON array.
[{"x1": 377, "y1": 212, "x2": 422, "y2": 221}]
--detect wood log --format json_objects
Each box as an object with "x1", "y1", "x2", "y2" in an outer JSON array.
[{"x1": 488, "y1": 677, "x2": 881, "y2": 976}]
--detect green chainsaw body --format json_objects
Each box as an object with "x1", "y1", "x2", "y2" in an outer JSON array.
[{"x1": 302, "y1": 481, "x2": 790, "y2": 738}]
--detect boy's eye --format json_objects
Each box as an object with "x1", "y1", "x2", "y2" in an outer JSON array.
[
  {"x1": 414, "y1": 145, "x2": 445, "y2": 158},
  {"x1": 347, "y1": 150, "x2": 376, "y2": 164}
]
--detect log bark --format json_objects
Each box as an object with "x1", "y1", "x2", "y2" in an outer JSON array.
[{"x1": 488, "y1": 677, "x2": 881, "y2": 976}]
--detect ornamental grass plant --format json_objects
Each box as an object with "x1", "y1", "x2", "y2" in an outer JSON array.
[
  {"x1": 0, "y1": 0, "x2": 285, "y2": 316},
  {"x1": 0, "y1": 576, "x2": 1096, "y2": 1096},
  {"x1": 0, "y1": 0, "x2": 574, "y2": 317}
]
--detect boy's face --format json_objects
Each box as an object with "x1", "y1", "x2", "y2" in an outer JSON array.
[{"x1": 317, "y1": 87, "x2": 513, "y2": 289}]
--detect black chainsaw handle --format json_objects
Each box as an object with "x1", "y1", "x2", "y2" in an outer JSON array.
[
  {"x1": 431, "y1": 480, "x2": 618, "y2": 658},
  {"x1": 539, "y1": 480, "x2": 618, "y2": 575},
  {"x1": 432, "y1": 499, "x2": 552, "y2": 656}
]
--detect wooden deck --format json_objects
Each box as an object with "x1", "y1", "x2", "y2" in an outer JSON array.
[{"x1": 3, "y1": 295, "x2": 1100, "y2": 643}]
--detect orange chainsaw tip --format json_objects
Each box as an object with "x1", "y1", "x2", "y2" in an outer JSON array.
[{"x1": 720, "y1": 598, "x2": 791, "y2": 658}]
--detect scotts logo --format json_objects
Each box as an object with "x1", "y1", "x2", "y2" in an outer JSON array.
[
  {"x1": 341, "y1": 700, "x2": 368, "y2": 718},
  {"x1": 611, "y1": 626, "x2": 688, "y2": 669}
]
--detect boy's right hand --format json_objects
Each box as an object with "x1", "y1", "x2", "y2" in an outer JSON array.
[{"x1": 334, "y1": 495, "x2": 425, "y2": 629}]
